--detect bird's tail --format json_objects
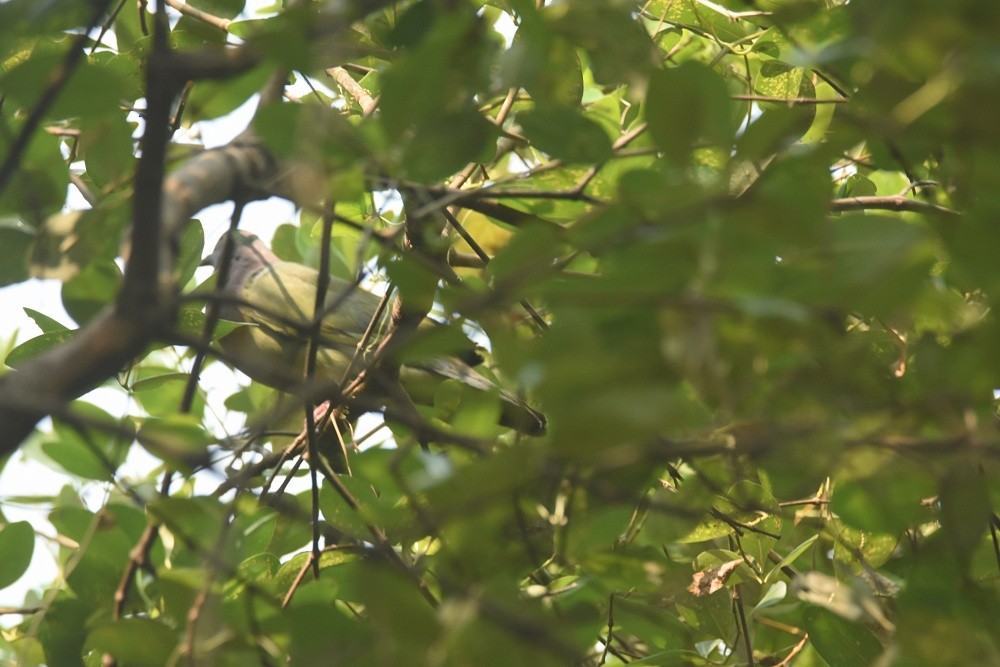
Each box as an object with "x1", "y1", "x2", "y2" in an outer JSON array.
[{"x1": 404, "y1": 358, "x2": 546, "y2": 435}]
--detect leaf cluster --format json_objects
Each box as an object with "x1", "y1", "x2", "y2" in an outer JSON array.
[{"x1": 0, "y1": 0, "x2": 998, "y2": 665}]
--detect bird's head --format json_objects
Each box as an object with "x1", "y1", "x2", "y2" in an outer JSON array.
[{"x1": 202, "y1": 230, "x2": 281, "y2": 295}]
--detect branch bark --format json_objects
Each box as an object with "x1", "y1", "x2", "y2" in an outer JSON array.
[{"x1": 830, "y1": 194, "x2": 959, "y2": 217}]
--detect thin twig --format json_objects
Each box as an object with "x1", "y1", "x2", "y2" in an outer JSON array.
[
  {"x1": 599, "y1": 594, "x2": 615, "y2": 665},
  {"x1": 302, "y1": 209, "x2": 337, "y2": 579},
  {"x1": 165, "y1": 0, "x2": 232, "y2": 31},
  {"x1": 733, "y1": 581, "x2": 756, "y2": 667},
  {"x1": 326, "y1": 66, "x2": 377, "y2": 115},
  {"x1": 281, "y1": 552, "x2": 315, "y2": 608}
]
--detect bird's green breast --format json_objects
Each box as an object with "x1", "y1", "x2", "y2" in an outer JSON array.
[{"x1": 218, "y1": 261, "x2": 382, "y2": 391}]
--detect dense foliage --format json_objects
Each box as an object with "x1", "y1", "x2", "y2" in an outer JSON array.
[{"x1": 0, "y1": 0, "x2": 998, "y2": 664}]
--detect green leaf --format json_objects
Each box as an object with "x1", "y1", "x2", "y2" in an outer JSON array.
[
  {"x1": 23, "y1": 307, "x2": 70, "y2": 333},
  {"x1": 36, "y1": 597, "x2": 90, "y2": 667},
  {"x1": 832, "y1": 526, "x2": 898, "y2": 570},
  {"x1": 385, "y1": 256, "x2": 438, "y2": 318},
  {"x1": 753, "y1": 581, "x2": 787, "y2": 613},
  {"x1": 131, "y1": 369, "x2": 205, "y2": 418},
  {"x1": 402, "y1": 106, "x2": 498, "y2": 182},
  {"x1": 803, "y1": 607, "x2": 884, "y2": 667},
  {"x1": 41, "y1": 402, "x2": 130, "y2": 481},
  {"x1": 86, "y1": 618, "x2": 178, "y2": 667},
  {"x1": 518, "y1": 106, "x2": 613, "y2": 164},
  {"x1": 174, "y1": 14, "x2": 228, "y2": 49},
  {"x1": 0, "y1": 0, "x2": 95, "y2": 55},
  {"x1": 550, "y1": 3, "x2": 655, "y2": 85},
  {"x1": 80, "y1": 114, "x2": 135, "y2": 189},
  {"x1": 938, "y1": 459, "x2": 990, "y2": 568},
  {"x1": 5, "y1": 330, "x2": 75, "y2": 367},
  {"x1": 188, "y1": 0, "x2": 245, "y2": 20},
  {"x1": 273, "y1": 550, "x2": 355, "y2": 594},
  {"x1": 754, "y1": 60, "x2": 808, "y2": 100},
  {"x1": 766, "y1": 535, "x2": 818, "y2": 581},
  {"x1": 174, "y1": 306, "x2": 243, "y2": 340},
  {"x1": 646, "y1": 62, "x2": 735, "y2": 164},
  {"x1": 378, "y1": 12, "x2": 491, "y2": 141},
  {"x1": 61, "y1": 261, "x2": 121, "y2": 325},
  {"x1": 185, "y1": 64, "x2": 270, "y2": 121},
  {"x1": 0, "y1": 226, "x2": 33, "y2": 286},
  {"x1": 0, "y1": 521, "x2": 34, "y2": 589},
  {"x1": 645, "y1": 0, "x2": 750, "y2": 43},
  {"x1": 2, "y1": 47, "x2": 135, "y2": 118},
  {"x1": 150, "y1": 496, "x2": 227, "y2": 558},
  {"x1": 136, "y1": 415, "x2": 212, "y2": 470},
  {"x1": 505, "y1": 29, "x2": 583, "y2": 108},
  {"x1": 0, "y1": 117, "x2": 69, "y2": 223},
  {"x1": 176, "y1": 218, "x2": 205, "y2": 288},
  {"x1": 830, "y1": 449, "x2": 936, "y2": 533}
]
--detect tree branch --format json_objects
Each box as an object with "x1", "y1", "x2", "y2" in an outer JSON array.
[{"x1": 830, "y1": 195, "x2": 959, "y2": 217}]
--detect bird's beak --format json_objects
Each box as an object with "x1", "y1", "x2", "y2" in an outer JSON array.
[{"x1": 200, "y1": 255, "x2": 214, "y2": 268}]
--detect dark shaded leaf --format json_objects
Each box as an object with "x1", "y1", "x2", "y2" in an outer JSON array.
[
  {"x1": 518, "y1": 106, "x2": 613, "y2": 164},
  {"x1": 803, "y1": 607, "x2": 884, "y2": 667}
]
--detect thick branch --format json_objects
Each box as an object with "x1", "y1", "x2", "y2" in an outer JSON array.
[
  {"x1": 0, "y1": 138, "x2": 280, "y2": 456},
  {"x1": 830, "y1": 195, "x2": 958, "y2": 217}
]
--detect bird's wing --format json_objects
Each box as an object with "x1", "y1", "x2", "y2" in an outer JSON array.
[{"x1": 240, "y1": 261, "x2": 382, "y2": 350}]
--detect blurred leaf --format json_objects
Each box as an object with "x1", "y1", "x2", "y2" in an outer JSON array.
[
  {"x1": 518, "y1": 106, "x2": 613, "y2": 164},
  {"x1": 0, "y1": 521, "x2": 34, "y2": 589},
  {"x1": 79, "y1": 114, "x2": 135, "y2": 189},
  {"x1": 23, "y1": 307, "x2": 70, "y2": 333},
  {"x1": 549, "y1": 2, "x2": 655, "y2": 85},
  {"x1": 646, "y1": 62, "x2": 735, "y2": 164},
  {"x1": 86, "y1": 617, "x2": 177, "y2": 667},
  {"x1": 402, "y1": 105, "x2": 497, "y2": 182},
  {"x1": 35, "y1": 597, "x2": 90, "y2": 667},
  {"x1": 753, "y1": 581, "x2": 787, "y2": 613},
  {"x1": 186, "y1": 64, "x2": 270, "y2": 122},
  {"x1": 803, "y1": 607, "x2": 884, "y2": 667},
  {"x1": 41, "y1": 402, "x2": 130, "y2": 481},
  {"x1": 176, "y1": 219, "x2": 205, "y2": 288},
  {"x1": 61, "y1": 261, "x2": 121, "y2": 325},
  {"x1": 5, "y1": 330, "x2": 77, "y2": 367},
  {"x1": 0, "y1": 225, "x2": 33, "y2": 286},
  {"x1": 188, "y1": 0, "x2": 246, "y2": 20},
  {"x1": 131, "y1": 369, "x2": 205, "y2": 418},
  {"x1": 137, "y1": 415, "x2": 212, "y2": 470},
  {"x1": 1, "y1": 46, "x2": 135, "y2": 117},
  {"x1": 830, "y1": 449, "x2": 936, "y2": 534},
  {"x1": 505, "y1": 29, "x2": 583, "y2": 108},
  {"x1": 0, "y1": 116, "x2": 69, "y2": 223},
  {"x1": 938, "y1": 459, "x2": 989, "y2": 568},
  {"x1": 378, "y1": 12, "x2": 492, "y2": 141}
]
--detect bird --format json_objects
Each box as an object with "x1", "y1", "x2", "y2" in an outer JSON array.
[{"x1": 205, "y1": 230, "x2": 546, "y2": 436}]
